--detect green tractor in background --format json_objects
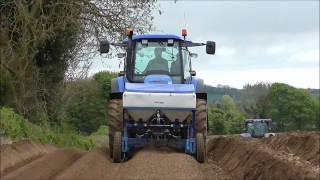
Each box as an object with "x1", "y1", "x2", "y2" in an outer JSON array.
[{"x1": 241, "y1": 119, "x2": 276, "y2": 138}]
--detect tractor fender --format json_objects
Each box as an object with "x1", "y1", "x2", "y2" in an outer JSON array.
[
  {"x1": 192, "y1": 77, "x2": 207, "y2": 100},
  {"x1": 192, "y1": 77, "x2": 208, "y2": 131},
  {"x1": 110, "y1": 76, "x2": 125, "y2": 99}
]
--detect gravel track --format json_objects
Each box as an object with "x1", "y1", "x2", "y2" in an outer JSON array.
[{"x1": 1, "y1": 132, "x2": 318, "y2": 180}]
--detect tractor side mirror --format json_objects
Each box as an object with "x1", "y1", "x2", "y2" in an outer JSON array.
[
  {"x1": 100, "y1": 40, "x2": 110, "y2": 53},
  {"x1": 206, "y1": 41, "x2": 216, "y2": 55}
]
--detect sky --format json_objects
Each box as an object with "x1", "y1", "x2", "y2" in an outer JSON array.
[{"x1": 91, "y1": 0, "x2": 319, "y2": 89}]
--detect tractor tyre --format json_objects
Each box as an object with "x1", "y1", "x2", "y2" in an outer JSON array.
[
  {"x1": 108, "y1": 99, "x2": 123, "y2": 159},
  {"x1": 195, "y1": 99, "x2": 207, "y2": 135},
  {"x1": 196, "y1": 132, "x2": 206, "y2": 163},
  {"x1": 113, "y1": 131, "x2": 122, "y2": 163}
]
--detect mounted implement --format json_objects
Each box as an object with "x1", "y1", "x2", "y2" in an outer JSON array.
[{"x1": 100, "y1": 29, "x2": 215, "y2": 163}]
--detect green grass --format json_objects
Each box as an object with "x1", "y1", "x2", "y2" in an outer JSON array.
[{"x1": 0, "y1": 107, "x2": 108, "y2": 150}]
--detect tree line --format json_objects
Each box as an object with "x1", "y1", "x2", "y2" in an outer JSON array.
[
  {"x1": 0, "y1": 0, "x2": 318, "y2": 136},
  {"x1": 208, "y1": 82, "x2": 320, "y2": 134}
]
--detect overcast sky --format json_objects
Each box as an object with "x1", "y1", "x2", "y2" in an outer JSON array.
[{"x1": 92, "y1": 0, "x2": 319, "y2": 89}]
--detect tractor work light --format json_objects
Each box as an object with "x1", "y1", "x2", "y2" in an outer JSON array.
[{"x1": 127, "y1": 28, "x2": 133, "y2": 36}]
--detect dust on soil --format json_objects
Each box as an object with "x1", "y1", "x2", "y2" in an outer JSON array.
[
  {"x1": 207, "y1": 133, "x2": 319, "y2": 180},
  {"x1": 1, "y1": 132, "x2": 319, "y2": 180},
  {"x1": 262, "y1": 132, "x2": 320, "y2": 166}
]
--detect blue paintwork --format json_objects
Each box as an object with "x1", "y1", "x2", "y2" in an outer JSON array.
[
  {"x1": 191, "y1": 76, "x2": 198, "y2": 90},
  {"x1": 121, "y1": 110, "x2": 196, "y2": 155},
  {"x1": 123, "y1": 34, "x2": 184, "y2": 42},
  {"x1": 118, "y1": 33, "x2": 200, "y2": 157},
  {"x1": 117, "y1": 76, "x2": 125, "y2": 92},
  {"x1": 144, "y1": 75, "x2": 173, "y2": 84},
  {"x1": 185, "y1": 138, "x2": 196, "y2": 154},
  {"x1": 125, "y1": 83, "x2": 195, "y2": 93}
]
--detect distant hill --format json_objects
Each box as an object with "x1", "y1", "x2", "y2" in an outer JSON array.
[
  {"x1": 204, "y1": 85, "x2": 242, "y2": 104},
  {"x1": 204, "y1": 85, "x2": 319, "y2": 105}
]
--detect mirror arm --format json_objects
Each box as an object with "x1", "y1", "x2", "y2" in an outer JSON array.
[{"x1": 110, "y1": 42, "x2": 127, "y2": 47}]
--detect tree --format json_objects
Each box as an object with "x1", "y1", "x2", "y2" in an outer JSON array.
[
  {"x1": 240, "y1": 82, "x2": 271, "y2": 119},
  {"x1": 0, "y1": 0, "x2": 157, "y2": 123},
  {"x1": 313, "y1": 97, "x2": 320, "y2": 130},
  {"x1": 208, "y1": 108, "x2": 225, "y2": 134},
  {"x1": 93, "y1": 71, "x2": 117, "y2": 100},
  {"x1": 63, "y1": 79, "x2": 106, "y2": 134},
  {"x1": 266, "y1": 83, "x2": 315, "y2": 131},
  {"x1": 208, "y1": 95, "x2": 244, "y2": 135}
]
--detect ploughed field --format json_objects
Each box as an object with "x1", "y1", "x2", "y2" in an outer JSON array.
[{"x1": 1, "y1": 132, "x2": 319, "y2": 180}]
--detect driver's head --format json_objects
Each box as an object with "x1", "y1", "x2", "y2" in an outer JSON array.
[{"x1": 154, "y1": 48, "x2": 164, "y2": 58}]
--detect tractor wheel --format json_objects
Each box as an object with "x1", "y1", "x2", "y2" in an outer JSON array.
[
  {"x1": 196, "y1": 133, "x2": 206, "y2": 163},
  {"x1": 108, "y1": 99, "x2": 123, "y2": 159},
  {"x1": 113, "y1": 131, "x2": 122, "y2": 163},
  {"x1": 195, "y1": 99, "x2": 207, "y2": 135}
]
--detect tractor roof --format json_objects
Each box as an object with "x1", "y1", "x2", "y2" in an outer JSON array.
[{"x1": 123, "y1": 34, "x2": 184, "y2": 42}]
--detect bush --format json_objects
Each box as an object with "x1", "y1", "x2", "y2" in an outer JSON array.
[
  {"x1": 0, "y1": 107, "x2": 94, "y2": 150},
  {"x1": 64, "y1": 79, "x2": 107, "y2": 135}
]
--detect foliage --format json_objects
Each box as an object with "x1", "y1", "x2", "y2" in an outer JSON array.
[
  {"x1": 62, "y1": 71, "x2": 116, "y2": 134},
  {"x1": 85, "y1": 125, "x2": 109, "y2": 147},
  {"x1": 63, "y1": 79, "x2": 107, "y2": 135},
  {"x1": 0, "y1": 107, "x2": 94, "y2": 150},
  {"x1": 208, "y1": 108, "x2": 225, "y2": 134},
  {"x1": 313, "y1": 97, "x2": 320, "y2": 130},
  {"x1": 239, "y1": 82, "x2": 271, "y2": 119},
  {"x1": 265, "y1": 83, "x2": 316, "y2": 131},
  {"x1": 208, "y1": 95, "x2": 244, "y2": 135},
  {"x1": 0, "y1": 0, "x2": 156, "y2": 125},
  {"x1": 93, "y1": 71, "x2": 117, "y2": 100}
]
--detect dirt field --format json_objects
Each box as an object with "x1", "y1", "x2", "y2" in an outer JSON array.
[{"x1": 1, "y1": 132, "x2": 319, "y2": 180}]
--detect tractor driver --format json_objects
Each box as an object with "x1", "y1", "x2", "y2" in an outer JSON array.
[{"x1": 144, "y1": 47, "x2": 169, "y2": 73}]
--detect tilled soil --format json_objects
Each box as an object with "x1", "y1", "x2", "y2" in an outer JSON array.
[
  {"x1": 1, "y1": 132, "x2": 319, "y2": 180},
  {"x1": 207, "y1": 134, "x2": 319, "y2": 180}
]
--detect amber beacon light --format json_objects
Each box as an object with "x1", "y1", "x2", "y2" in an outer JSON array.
[
  {"x1": 127, "y1": 28, "x2": 134, "y2": 36},
  {"x1": 182, "y1": 29, "x2": 187, "y2": 37}
]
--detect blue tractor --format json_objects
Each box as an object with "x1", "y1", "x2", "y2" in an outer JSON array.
[
  {"x1": 241, "y1": 119, "x2": 276, "y2": 138},
  {"x1": 99, "y1": 29, "x2": 215, "y2": 163}
]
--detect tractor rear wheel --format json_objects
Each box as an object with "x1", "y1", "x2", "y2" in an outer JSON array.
[
  {"x1": 195, "y1": 99, "x2": 207, "y2": 163},
  {"x1": 113, "y1": 131, "x2": 122, "y2": 163},
  {"x1": 195, "y1": 99, "x2": 207, "y2": 135},
  {"x1": 108, "y1": 99, "x2": 123, "y2": 159},
  {"x1": 196, "y1": 133, "x2": 206, "y2": 163}
]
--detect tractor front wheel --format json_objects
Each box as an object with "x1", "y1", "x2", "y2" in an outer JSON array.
[
  {"x1": 196, "y1": 133, "x2": 206, "y2": 163},
  {"x1": 108, "y1": 99, "x2": 123, "y2": 159},
  {"x1": 113, "y1": 131, "x2": 122, "y2": 163}
]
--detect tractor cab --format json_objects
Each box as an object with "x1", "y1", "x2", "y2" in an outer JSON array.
[
  {"x1": 243, "y1": 119, "x2": 275, "y2": 138},
  {"x1": 99, "y1": 29, "x2": 215, "y2": 163},
  {"x1": 100, "y1": 30, "x2": 215, "y2": 84}
]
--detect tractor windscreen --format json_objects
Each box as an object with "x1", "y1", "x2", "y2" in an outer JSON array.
[{"x1": 133, "y1": 40, "x2": 184, "y2": 83}]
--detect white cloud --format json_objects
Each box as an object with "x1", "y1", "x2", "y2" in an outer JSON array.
[
  {"x1": 288, "y1": 50, "x2": 319, "y2": 63},
  {"x1": 216, "y1": 47, "x2": 237, "y2": 57},
  {"x1": 197, "y1": 68, "x2": 319, "y2": 89},
  {"x1": 87, "y1": 1, "x2": 319, "y2": 89}
]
